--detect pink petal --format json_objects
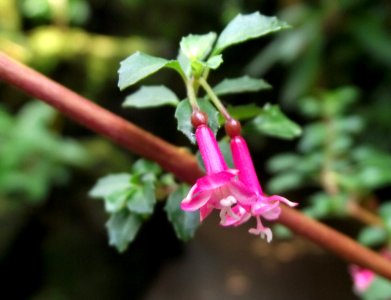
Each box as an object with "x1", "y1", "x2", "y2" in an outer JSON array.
[
  {"x1": 181, "y1": 187, "x2": 211, "y2": 211},
  {"x1": 267, "y1": 195, "x2": 298, "y2": 207},
  {"x1": 196, "y1": 170, "x2": 236, "y2": 191},
  {"x1": 200, "y1": 204, "x2": 214, "y2": 222},
  {"x1": 228, "y1": 181, "x2": 257, "y2": 207}
]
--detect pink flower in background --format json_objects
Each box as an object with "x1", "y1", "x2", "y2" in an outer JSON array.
[
  {"x1": 230, "y1": 135, "x2": 297, "y2": 242},
  {"x1": 181, "y1": 125, "x2": 256, "y2": 223},
  {"x1": 349, "y1": 265, "x2": 375, "y2": 293}
]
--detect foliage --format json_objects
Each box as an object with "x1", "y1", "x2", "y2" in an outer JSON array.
[
  {"x1": 0, "y1": 101, "x2": 88, "y2": 202},
  {"x1": 89, "y1": 159, "x2": 199, "y2": 252}
]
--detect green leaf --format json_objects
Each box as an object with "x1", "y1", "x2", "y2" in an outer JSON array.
[
  {"x1": 213, "y1": 12, "x2": 290, "y2": 54},
  {"x1": 268, "y1": 153, "x2": 301, "y2": 172},
  {"x1": 298, "y1": 122, "x2": 326, "y2": 152},
  {"x1": 164, "y1": 184, "x2": 200, "y2": 241},
  {"x1": 177, "y1": 50, "x2": 192, "y2": 77},
  {"x1": 175, "y1": 98, "x2": 219, "y2": 143},
  {"x1": 357, "y1": 226, "x2": 387, "y2": 247},
  {"x1": 268, "y1": 172, "x2": 303, "y2": 193},
  {"x1": 123, "y1": 85, "x2": 179, "y2": 108},
  {"x1": 118, "y1": 52, "x2": 180, "y2": 90},
  {"x1": 180, "y1": 32, "x2": 217, "y2": 61},
  {"x1": 127, "y1": 182, "x2": 156, "y2": 215},
  {"x1": 132, "y1": 159, "x2": 162, "y2": 177},
  {"x1": 89, "y1": 174, "x2": 131, "y2": 198},
  {"x1": 206, "y1": 55, "x2": 223, "y2": 69},
  {"x1": 213, "y1": 76, "x2": 271, "y2": 96},
  {"x1": 246, "y1": 104, "x2": 302, "y2": 139},
  {"x1": 229, "y1": 104, "x2": 264, "y2": 121},
  {"x1": 105, "y1": 189, "x2": 131, "y2": 213},
  {"x1": 362, "y1": 276, "x2": 391, "y2": 300},
  {"x1": 106, "y1": 210, "x2": 143, "y2": 252}
]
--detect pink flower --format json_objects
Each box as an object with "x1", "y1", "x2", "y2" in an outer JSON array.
[
  {"x1": 229, "y1": 135, "x2": 297, "y2": 242},
  {"x1": 349, "y1": 265, "x2": 375, "y2": 293},
  {"x1": 180, "y1": 125, "x2": 256, "y2": 223}
]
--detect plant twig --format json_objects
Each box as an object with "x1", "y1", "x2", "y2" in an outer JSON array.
[{"x1": 1, "y1": 52, "x2": 391, "y2": 280}]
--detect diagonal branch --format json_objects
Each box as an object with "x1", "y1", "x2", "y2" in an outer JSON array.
[{"x1": 1, "y1": 52, "x2": 391, "y2": 280}]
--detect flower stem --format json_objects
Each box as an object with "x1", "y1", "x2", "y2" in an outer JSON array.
[
  {"x1": 186, "y1": 78, "x2": 199, "y2": 110},
  {"x1": 198, "y1": 77, "x2": 231, "y2": 120},
  {"x1": 2, "y1": 52, "x2": 391, "y2": 280}
]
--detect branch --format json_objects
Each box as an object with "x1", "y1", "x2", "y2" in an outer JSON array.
[{"x1": 1, "y1": 52, "x2": 391, "y2": 280}]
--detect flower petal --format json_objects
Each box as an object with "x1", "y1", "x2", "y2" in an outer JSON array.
[
  {"x1": 196, "y1": 170, "x2": 236, "y2": 191},
  {"x1": 200, "y1": 204, "x2": 214, "y2": 222},
  {"x1": 181, "y1": 188, "x2": 211, "y2": 211}
]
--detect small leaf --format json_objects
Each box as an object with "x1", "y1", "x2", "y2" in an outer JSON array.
[
  {"x1": 106, "y1": 210, "x2": 143, "y2": 252},
  {"x1": 132, "y1": 159, "x2": 162, "y2": 177},
  {"x1": 206, "y1": 55, "x2": 223, "y2": 69},
  {"x1": 213, "y1": 12, "x2": 290, "y2": 54},
  {"x1": 180, "y1": 32, "x2": 217, "y2": 60},
  {"x1": 246, "y1": 104, "x2": 302, "y2": 139},
  {"x1": 213, "y1": 76, "x2": 271, "y2": 96},
  {"x1": 123, "y1": 85, "x2": 179, "y2": 108},
  {"x1": 118, "y1": 52, "x2": 179, "y2": 90},
  {"x1": 164, "y1": 184, "x2": 200, "y2": 241},
  {"x1": 357, "y1": 226, "x2": 387, "y2": 247},
  {"x1": 105, "y1": 189, "x2": 131, "y2": 213},
  {"x1": 89, "y1": 174, "x2": 131, "y2": 198},
  {"x1": 175, "y1": 98, "x2": 219, "y2": 143},
  {"x1": 177, "y1": 50, "x2": 192, "y2": 77},
  {"x1": 127, "y1": 182, "x2": 156, "y2": 215}
]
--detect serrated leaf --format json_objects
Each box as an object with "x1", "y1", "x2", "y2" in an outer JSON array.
[
  {"x1": 118, "y1": 52, "x2": 180, "y2": 90},
  {"x1": 89, "y1": 174, "x2": 131, "y2": 198},
  {"x1": 175, "y1": 98, "x2": 219, "y2": 143},
  {"x1": 213, "y1": 76, "x2": 271, "y2": 96},
  {"x1": 357, "y1": 226, "x2": 387, "y2": 247},
  {"x1": 123, "y1": 85, "x2": 179, "y2": 108},
  {"x1": 106, "y1": 210, "x2": 143, "y2": 252},
  {"x1": 127, "y1": 182, "x2": 156, "y2": 214},
  {"x1": 180, "y1": 32, "x2": 217, "y2": 61},
  {"x1": 246, "y1": 104, "x2": 302, "y2": 139},
  {"x1": 164, "y1": 184, "x2": 200, "y2": 241},
  {"x1": 213, "y1": 12, "x2": 290, "y2": 54}
]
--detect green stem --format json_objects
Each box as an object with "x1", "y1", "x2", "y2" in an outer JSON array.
[
  {"x1": 199, "y1": 77, "x2": 231, "y2": 120},
  {"x1": 186, "y1": 78, "x2": 199, "y2": 110}
]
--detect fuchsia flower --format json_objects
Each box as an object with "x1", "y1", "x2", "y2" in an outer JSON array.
[
  {"x1": 228, "y1": 132, "x2": 297, "y2": 242},
  {"x1": 349, "y1": 265, "x2": 375, "y2": 293},
  {"x1": 220, "y1": 119, "x2": 297, "y2": 242},
  {"x1": 180, "y1": 123, "x2": 256, "y2": 222}
]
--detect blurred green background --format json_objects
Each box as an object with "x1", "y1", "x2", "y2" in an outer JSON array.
[{"x1": 1, "y1": 0, "x2": 391, "y2": 299}]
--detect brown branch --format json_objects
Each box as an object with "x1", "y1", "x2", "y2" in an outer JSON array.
[{"x1": 1, "y1": 52, "x2": 391, "y2": 280}]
